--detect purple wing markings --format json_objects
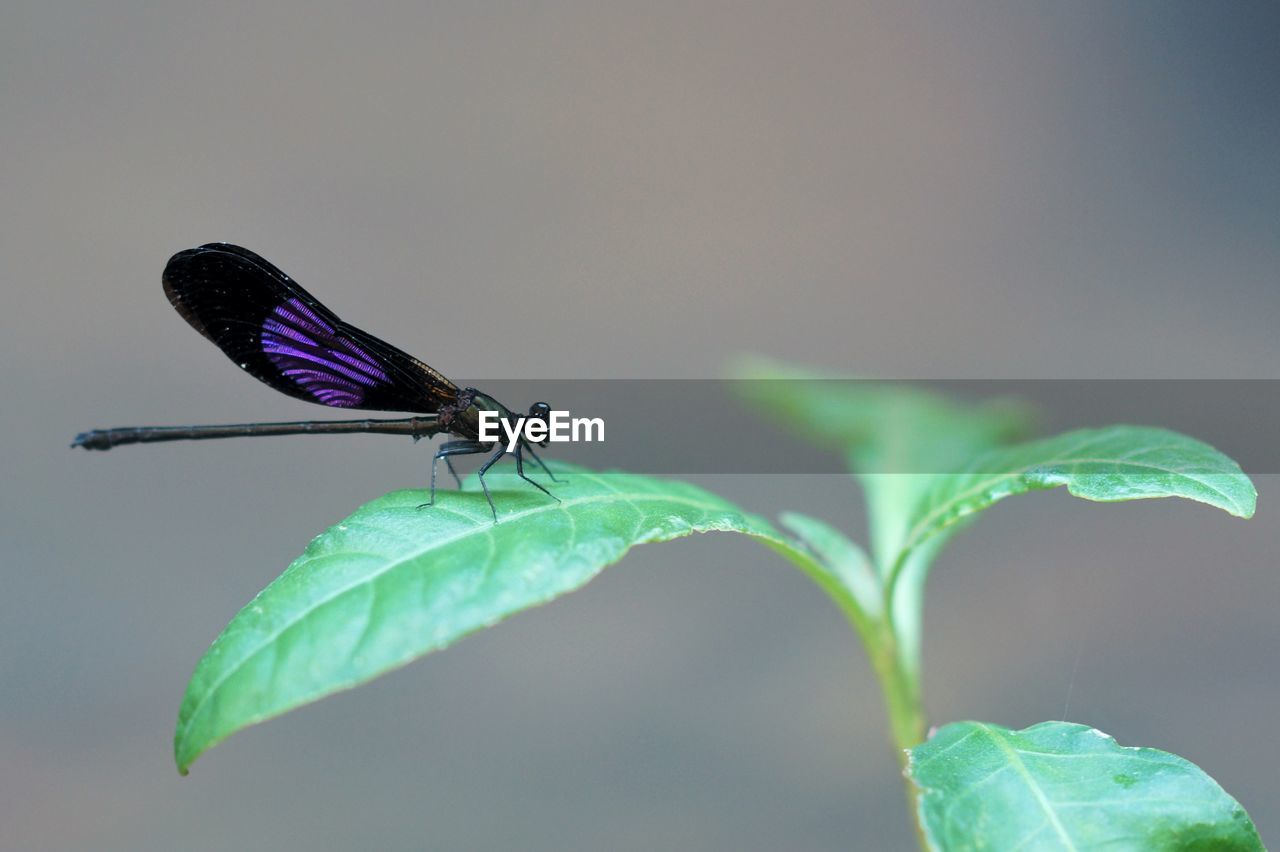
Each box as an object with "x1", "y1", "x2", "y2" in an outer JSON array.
[
  {"x1": 261, "y1": 315, "x2": 319, "y2": 348},
  {"x1": 261, "y1": 298, "x2": 390, "y2": 407}
]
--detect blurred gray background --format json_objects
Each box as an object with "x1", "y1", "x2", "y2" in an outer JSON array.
[{"x1": 3, "y1": 2, "x2": 1278, "y2": 849}]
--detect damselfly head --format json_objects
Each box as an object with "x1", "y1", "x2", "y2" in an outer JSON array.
[{"x1": 528, "y1": 402, "x2": 553, "y2": 446}]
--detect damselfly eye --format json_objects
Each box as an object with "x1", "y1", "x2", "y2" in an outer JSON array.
[{"x1": 528, "y1": 402, "x2": 552, "y2": 421}]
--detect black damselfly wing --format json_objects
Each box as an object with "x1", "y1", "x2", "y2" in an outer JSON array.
[{"x1": 163, "y1": 244, "x2": 458, "y2": 413}]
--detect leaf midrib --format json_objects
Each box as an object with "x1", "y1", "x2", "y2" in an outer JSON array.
[{"x1": 976, "y1": 722, "x2": 1078, "y2": 851}]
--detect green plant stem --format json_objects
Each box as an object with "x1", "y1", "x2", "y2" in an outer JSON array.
[{"x1": 868, "y1": 622, "x2": 928, "y2": 850}]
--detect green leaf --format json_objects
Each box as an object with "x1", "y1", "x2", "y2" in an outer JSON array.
[
  {"x1": 174, "y1": 466, "x2": 822, "y2": 774},
  {"x1": 729, "y1": 355, "x2": 1034, "y2": 473},
  {"x1": 779, "y1": 511, "x2": 881, "y2": 648},
  {"x1": 893, "y1": 425, "x2": 1257, "y2": 584},
  {"x1": 730, "y1": 356, "x2": 1034, "y2": 572},
  {"x1": 909, "y1": 721, "x2": 1263, "y2": 851},
  {"x1": 779, "y1": 511, "x2": 879, "y2": 619}
]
